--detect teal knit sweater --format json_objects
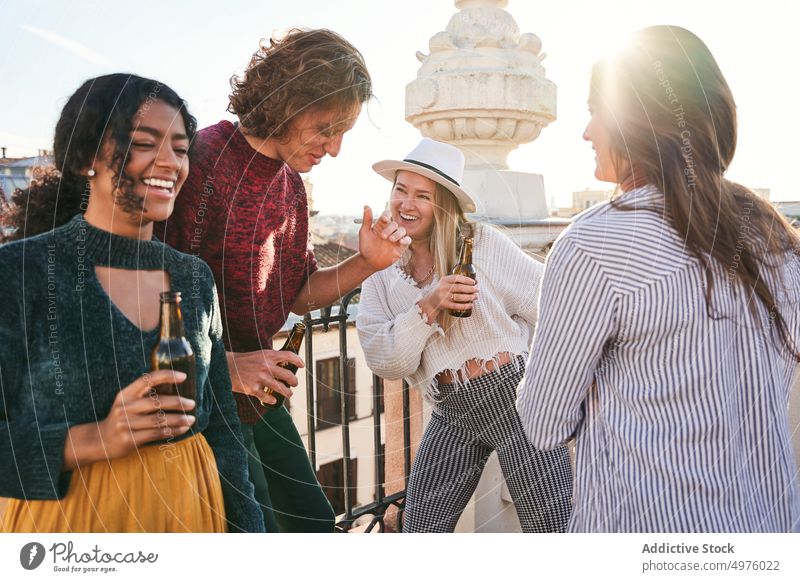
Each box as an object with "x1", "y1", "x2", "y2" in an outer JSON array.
[{"x1": 0, "y1": 215, "x2": 264, "y2": 532}]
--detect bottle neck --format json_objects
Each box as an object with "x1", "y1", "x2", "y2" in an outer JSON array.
[
  {"x1": 460, "y1": 238, "x2": 473, "y2": 264},
  {"x1": 282, "y1": 324, "x2": 306, "y2": 353},
  {"x1": 159, "y1": 300, "x2": 185, "y2": 340}
]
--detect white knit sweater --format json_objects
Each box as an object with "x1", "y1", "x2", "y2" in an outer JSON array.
[{"x1": 356, "y1": 224, "x2": 544, "y2": 402}]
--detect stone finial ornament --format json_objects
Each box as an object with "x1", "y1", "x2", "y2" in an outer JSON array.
[{"x1": 406, "y1": 0, "x2": 556, "y2": 169}]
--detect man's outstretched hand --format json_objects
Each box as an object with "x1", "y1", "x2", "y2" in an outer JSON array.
[{"x1": 358, "y1": 206, "x2": 411, "y2": 271}]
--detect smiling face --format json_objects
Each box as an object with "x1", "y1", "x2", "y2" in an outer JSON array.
[
  {"x1": 389, "y1": 170, "x2": 437, "y2": 243},
  {"x1": 267, "y1": 104, "x2": 360, "y2": 173},
  {"x1": 583, "y1": 103, "x2": 620, "y2": 184},
  {"x1": 90, "y1": 99, "x2": 190, "y2": 226}
]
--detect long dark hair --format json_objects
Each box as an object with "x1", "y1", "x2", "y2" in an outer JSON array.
[
  {"x1": 0, "y1": 73, "x2": 196, "y2": 242},
  {"x1": 591, "y1": 25, "x2": 799, "y2": 359}
]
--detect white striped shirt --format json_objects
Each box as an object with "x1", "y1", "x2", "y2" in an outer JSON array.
[{"x1": 517, "y1": 185, "x2": 800, "y2": 532}]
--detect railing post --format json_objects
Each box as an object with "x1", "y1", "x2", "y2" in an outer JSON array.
[
  {"x1": 304, "y1": 314, "x2": 316, "y2": 470},
  {"x1": 338, "y1": 296, "x2": 353, "y2": 521},
  {"x1": 372, "y1": 375, "x2": 385, "y2": 503}
]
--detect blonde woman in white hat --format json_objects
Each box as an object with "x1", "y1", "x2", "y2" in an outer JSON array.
[{"x1": 356, "y1": 138, "x2": 572, "y2": 532}]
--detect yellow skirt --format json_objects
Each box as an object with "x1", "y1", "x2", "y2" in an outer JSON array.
[{"x1": 0, "y1": 433, "x2": 226, "y2": 533}]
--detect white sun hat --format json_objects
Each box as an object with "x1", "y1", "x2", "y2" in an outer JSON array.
[{"x1": 372, "y1": 138, "x2": 477, "y2": 213}]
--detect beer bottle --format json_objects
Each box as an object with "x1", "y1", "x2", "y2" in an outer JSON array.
[
  {"x1": 449, "y1": 236, "x2": 476, "y2": 318},
  {"x1": 150, "y1": 291, "x2": 197, "y2": 401},
  {"x1": 264, "y1": 321, "x2": 306, "y2": 409}
]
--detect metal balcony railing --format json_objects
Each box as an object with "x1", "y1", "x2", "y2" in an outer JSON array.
[{"x1": 301, "y1": 288, "x2": 411, "y2": 532}]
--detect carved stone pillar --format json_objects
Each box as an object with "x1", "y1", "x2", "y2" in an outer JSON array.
[
  {"x1": 406, "y1": 0, "x2": 568, "y2": 251},
  {"x1": 406, "y1": 0, "x2": 555, "y2": 171}
]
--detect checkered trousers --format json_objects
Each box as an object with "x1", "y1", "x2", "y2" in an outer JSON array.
[{"x1": 402, "y1": 357, "x2": 573, "y2": 532}]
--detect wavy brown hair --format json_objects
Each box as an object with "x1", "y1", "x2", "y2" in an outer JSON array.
[
  {"x1": 591, "y1": 25, "x2": 799, "y2": 359},
  {"x1": 228, "y1": 28, "x2": 372, "y2": 140}
]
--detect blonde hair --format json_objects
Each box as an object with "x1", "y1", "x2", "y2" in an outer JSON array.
[
  {"x1": 391, "y1": 174, "x2": 472, "y2": 329},
  {"x1": 429, "y1": 182, "x2": 471, "y2": 330}
]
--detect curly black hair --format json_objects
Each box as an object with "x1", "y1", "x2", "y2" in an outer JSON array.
[{"x1": 1, "y1": 73, "x2": 196, "y2": 242}]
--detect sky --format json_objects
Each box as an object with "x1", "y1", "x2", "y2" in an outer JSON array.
[{"x1": 1, "y1": 0, "x2": 798, "y2": 214}]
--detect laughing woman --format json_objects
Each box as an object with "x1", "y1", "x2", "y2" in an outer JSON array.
[
  {"x1": 0, "y1": 74, "x2": 263, "y2": 532},
  {"x1": 357, "y1": 139, "x2": 572, "y2": 532},
  {"x1": 517, "y1": 26, "x2": 800, "y2": 532}
]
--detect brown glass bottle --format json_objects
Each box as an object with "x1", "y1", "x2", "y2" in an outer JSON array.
[
  {"x1": 150, "y1": 291, "x2": 197, "y2": 401},
  {"x1": 264, "y1": 321, "x2": 306, "y2": 409},
  {"x1": 449, "y1": 236, "x2": 476, "y2": 318}
]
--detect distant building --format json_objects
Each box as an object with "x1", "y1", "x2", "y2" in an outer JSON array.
[
  {"x1": 312, "y1": 215, "x2": 360, "y2": 251},
  {"x1": 573, "y1": 188, "x2": 612, "y2": 210},
  {"x1": 775, "y1": 201, "x2": 800, "y2": 222},
  {"x1": 0, "y1": 151, "x2": 53, "y2": 201},
  {"x1": 553, "y1": 187, "x2": 614, "y2": 218},
  {"x1": 303, "y1": 177, "x2": 318, "y2": 217},
  {"x1": 753, "y1": 188, "x2": 770, "y2": 201}
]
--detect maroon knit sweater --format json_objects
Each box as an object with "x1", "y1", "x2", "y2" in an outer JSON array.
[{"x1": 159, "y1": 120, "x2": 317, "y2": 423}]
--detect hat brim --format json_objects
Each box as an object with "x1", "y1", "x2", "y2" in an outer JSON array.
[{"x1": 372, "y1": 160, "x2": 477, "y2": 213}]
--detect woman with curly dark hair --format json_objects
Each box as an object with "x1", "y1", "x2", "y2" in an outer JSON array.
[
  {"x1": 518, "y1": 26, "x2": 800, "y2": 532},
  {"x1": 0, "y1": 74, "x2": 263, "y2": 532},
  {"x1": 160, "y1": 27, "x2": 411, "y2": 532}
]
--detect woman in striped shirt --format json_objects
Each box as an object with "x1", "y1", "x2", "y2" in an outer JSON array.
[{"x1": 517, "y1": 25, "x2": 800, "y2": 532}]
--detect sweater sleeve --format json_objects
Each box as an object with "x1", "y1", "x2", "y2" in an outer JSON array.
[
  {"x1": 200, "y1": 278, "x2": 265, "y2": 532},
  {"x1": 480, "y1": 225, "x2": 545, "y2": 326},
  {"x1": 516, "y1": 235, "x2": 617, "y2": 450},
  {"x1": 0, "y1": 250, "x2": 72, "y2": 500},
  {"x1": 356, "y1": 272, "x2": 441, "y2": 381}
]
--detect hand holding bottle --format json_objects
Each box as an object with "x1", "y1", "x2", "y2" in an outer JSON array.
[
  {"x1": 449, "y1": 236, "x2": 476, "y2": 317},
  {"x1": 226, "y1": 350, "x2": 301, "y2": 406},
  {"x1": 62, "y1": 370, "x2": 196, "y2": 471},
  {"x1": 417, "y1": 274, "x2": 478, "y2": 323},
  {"x1": 263, "y1": 322, "x2": 307, "y2": 409}
]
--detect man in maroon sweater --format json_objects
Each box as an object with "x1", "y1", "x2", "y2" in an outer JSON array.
[{"x1": 161, "y1": 29, "x2": 410, "y2": 532}]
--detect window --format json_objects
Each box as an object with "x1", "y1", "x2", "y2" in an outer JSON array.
[
  {"x1": 317, "y1": 457, "x2": 358, "y2": 516},
  {"x1": 315, "y1": 356, "x2": 357, "y2": 428}
]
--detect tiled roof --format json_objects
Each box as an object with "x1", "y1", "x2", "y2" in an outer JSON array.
[{"x1": 314, "y1": 240, "x2": 357, "y2": 268}]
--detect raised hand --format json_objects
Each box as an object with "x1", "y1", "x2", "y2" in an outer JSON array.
[{"x1": 358, "y1": 206, "x2": 412, "y2": 271}]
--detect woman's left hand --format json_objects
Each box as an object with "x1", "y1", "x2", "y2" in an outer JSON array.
[{"x1": 417, "y1": 274, "x2": 478, "y2": 323}]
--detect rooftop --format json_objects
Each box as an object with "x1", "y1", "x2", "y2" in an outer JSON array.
[{"x1": 314, "y1": 240, "x2": 357, "y2": 269}]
